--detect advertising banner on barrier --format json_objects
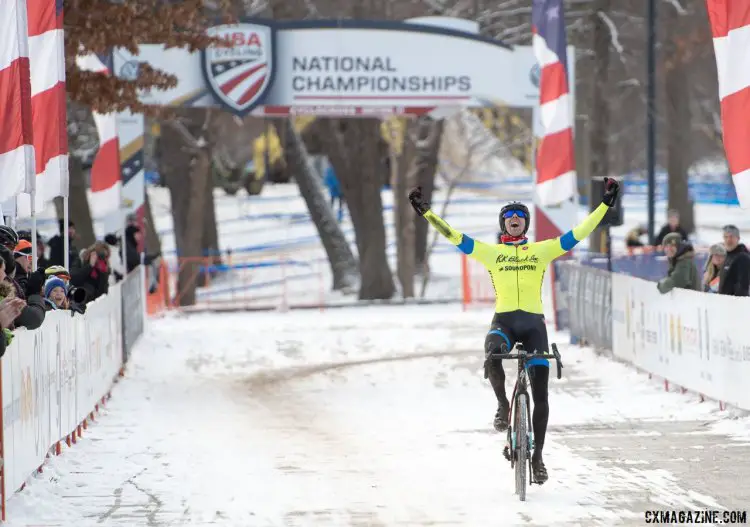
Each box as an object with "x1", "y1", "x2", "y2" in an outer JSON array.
[
  {"x1": 1, "y1": 284, "x2": 124, "y2": 501},
  {"x1": 121, "y1": 269, "x2": 146, "y2": 364},
  {"x1": 611, "y1": 273, "x2": 750, "y2": 410}
]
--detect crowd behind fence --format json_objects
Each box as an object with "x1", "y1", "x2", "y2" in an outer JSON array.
[
  {"x1": 551, "y1": 258, "x2": 750, "y2": 412},
  {"x1": 0, "y1": 267, "x2": 145, "y2": 520}
]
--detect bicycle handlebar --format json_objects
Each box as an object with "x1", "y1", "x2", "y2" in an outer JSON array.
[{"x1": 489, "y1": 343, "x2": 564, "y2": 379}]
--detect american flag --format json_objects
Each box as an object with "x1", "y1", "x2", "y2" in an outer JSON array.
[
  {"x1": 0, "y1": 0, "x2": 35, "y2": 202},
  {"x1": 532, "y1": 0, "x2": 576, "y2": 206},
  {"x1": 706, "y1": 0, "x2": 750, "y2": 209},
  {"x1": 16, "y1": 0, "x2": 69, "y2": 218},
  {"x1": 77, "y1": 52, "x2": 122, "y2": 215}
]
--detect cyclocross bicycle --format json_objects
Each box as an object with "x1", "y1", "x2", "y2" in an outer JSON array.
[{"x1": 487, "y1": 342, "x2": 563, "y2": 502}]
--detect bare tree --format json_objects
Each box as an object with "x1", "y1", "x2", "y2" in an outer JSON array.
[
  {"x1": 419, "y1": 110, "x2": 522, "y2": 297},
  {"x1": 282, "y1": 119, "x2": 359, "y2": 291},
  {"x1": 158, "y1": 109, "x2": 213, "y2": 306}
]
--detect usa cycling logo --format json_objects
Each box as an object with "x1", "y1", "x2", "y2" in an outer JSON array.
[{"x1": 202, "y1": 23, "x2": 275, "y2": 116}]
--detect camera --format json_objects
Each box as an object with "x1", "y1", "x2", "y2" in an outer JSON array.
[{"x1": 67, "y1": 286, "x2": 87, "y2": 304}]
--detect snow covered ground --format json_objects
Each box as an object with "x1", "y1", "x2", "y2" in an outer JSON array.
[
  {"x1": 8, "y1": 181, "x2": 750, "y2": 525},
  {"x1": 6, "y1": 305, "x2": 750, "y2": 526}
]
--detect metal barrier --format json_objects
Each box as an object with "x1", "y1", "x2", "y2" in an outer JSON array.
[{"x1": 154, "y1": 252, "x2": 329, "y2": 311}]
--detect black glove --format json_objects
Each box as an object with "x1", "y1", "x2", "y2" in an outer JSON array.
[
  {"x1": 25, "y1": 268, "x2": 46, "y2": 297},
  {"x1": 602, "y1": 177, "x2": 620, "y2": 207},
  {"x1": 408, "y1": 187, "x2": 430, "y2": 216}
]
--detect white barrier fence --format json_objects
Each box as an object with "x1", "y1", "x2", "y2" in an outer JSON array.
[
  {"x1": 610, "y1": 273, "x2": 750, "y2": 410},
  {"x1": 0, "y1": 282, "x2": 129, "y2": 519}
]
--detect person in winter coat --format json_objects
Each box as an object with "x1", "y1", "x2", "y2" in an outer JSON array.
[
  {"x1": 657, "y1": 232, "x2": 700, "y2": 294},
  {"x1": 104, "y1": 234, "x2": 125, "y2": 284},
  {"x1": 323, "y1": 165, "x2": 345, "y2": 222},
  {"x1": 626, "y1": 225, "x2": 648, "y2": 248},
  {"x1": 124, "y1": 225, "x2": 159, "y2": 273},
  {"x1": 655, "y1": 209, "x2": 689, "y2": 246},
  {"x1": 719, "y1": 225, "x2": 750, "y2": 296},
  {"x1": 13, "y1": 239, "x2": 33, "y2": 292},
  {"x1": 47, "y1": 219, "x2": 81, "y2": 269},
  {"x1": 71, "y1": 242, "x2": 110, "y2": 302},
  {"x1": 703, "y1": 244, "x2": 727, "y2": 293},
  {"x1": 0, "y1": 296, "x2": 24, "y2": 358},
  {"x1": 0, "y1": 251, "x2": 45, "y2": 331}
]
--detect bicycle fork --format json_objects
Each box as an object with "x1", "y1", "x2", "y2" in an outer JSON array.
[{"x1": 505, "y1": 383, "x2": 535, "y2": 464}]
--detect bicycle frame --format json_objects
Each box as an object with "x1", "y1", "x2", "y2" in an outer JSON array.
[{"x1": 487, "y1": 342, "x2": 563, "y2": 492}]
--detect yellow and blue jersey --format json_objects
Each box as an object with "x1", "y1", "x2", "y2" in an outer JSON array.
[{"x1": 424, "y1": 203, "x2": 609, "y2": 314}]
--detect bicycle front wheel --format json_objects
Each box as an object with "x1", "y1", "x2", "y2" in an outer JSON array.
[{"x1": 515, "y1": 395, "x2": 528, "y2": 501}]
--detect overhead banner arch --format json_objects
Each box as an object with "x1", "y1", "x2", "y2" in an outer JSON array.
[
  {"x1": 114, "y1": 16, "x2": 578, "y2": 253},
  {"x1": 115, "y1": 17, "x2": 542, "y2": 118}
]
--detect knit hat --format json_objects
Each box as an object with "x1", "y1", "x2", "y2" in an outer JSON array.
[
  {"x1": 709, "y1": 243, "x2": 727, "y2": 257},
  {"x1": 662, "y1": 232, "x2": 682, "y2": 247},
  {"x1": 44, "y1": 277, "x2": 66, "y2": 298}
]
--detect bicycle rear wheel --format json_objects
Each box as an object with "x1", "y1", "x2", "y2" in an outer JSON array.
[{"x1": 515, "y1": 395, "x2": 528, "y2": 501}]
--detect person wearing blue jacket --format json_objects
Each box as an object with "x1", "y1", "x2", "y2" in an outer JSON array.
[{"x1": 323, "y1": 164, "x2": 345, "y2": 222}]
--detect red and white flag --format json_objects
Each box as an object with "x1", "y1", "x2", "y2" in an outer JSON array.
[
  {"x1": 76, "y1": 53, "x2": 122, "y2": 216},
  {"x1": 706, "y1": 0, "x2": 750, "y2": 209},
  {"x1": 0, "y1": 0, "x2": 35, "y2": 202},
  {"x1": 532, "y1": 0, "x2": 576, "y2": 206},
  {"x1": 16, "y1": 0, "x2": 68, "y2": 217}
]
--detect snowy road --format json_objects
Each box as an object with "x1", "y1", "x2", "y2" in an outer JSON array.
[{"x1": 7, "y1": 306, "x2": 750, "y2": 526}]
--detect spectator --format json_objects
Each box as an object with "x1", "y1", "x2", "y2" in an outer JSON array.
[
  {"x1": 323, "y1": 164, "x2": 345, "y2": 222},
  {"x1": 657, "y1": 232, "x2": 700, "y2": 294},
  {"x1": 13, "y1": 239, "x2": 33, "y2": 291},
  {"x1": 104, "y1": 233, "x2": 125, "y2": 284},
  {"x1": 625, "y1": 225, "x2": 648, "y2": 248},
  {"x1": 43, "y1": 276, "x2": 83, "y2": 314},
  {"x1": 702, "y1": 244, "x2": 726, "y2": 293},
  {"x1": 0, "y1": 246, "x2": 45, "y2": 330},
  {"x1": 719, "y1": 225, "x2": 750, "y2": 296},
  {"x1": 655, "y1": 209, "x2": 689, "y2": 246},
  {"x1": 0, "y1": 297, "x2": 25, "y2": 358},
  {"x1": 71, "y1": 242, "x2": 110, "y2": 302},
  {"x1": 48, "y1": 219, "x2": 81, "y2": 269},
  {"x1": 44, "y1": 266, "x2": 87, "y2": 312},
  {"x1": 18, "y1": 230, "x2": 50, "y2": 268},
  {"x1": 125, "y1": 225, "x2": 159, "y2": 273}
]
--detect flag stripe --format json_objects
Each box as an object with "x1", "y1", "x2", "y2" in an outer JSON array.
[
  {"x1": 0, "y1": 0, "x2": 30, "y2": 70},
  {"x1": 76, "y1": 53, "x2": 121, "y2": 213},
  {"x1": 538, "y1": 62, "x2": 569, "y2": 104},
  {"x1": 540, "y1": 93, "x2": 573, "y2": 135},
  {"x1": 0, "y1": 59, "x2": 33, "y2": 155},
  {"x1": 706, "y1": 0, "x2": 750, "y2": 38},
  {"x1": 533, "y1": 0, "x2": 576, "y2": 206},
  {"x1": 28, "y1": 28, "x2": 65, "y2": 96},
  {"x1": 31, "y1": 80, "x2": 67, "y2": 175},
  {"x1": 536, "y1": 128, "x2": 575, "y2": 184},
  {"x1": 712, "y1": 24, "x2": 750, "y2": 99},
  {"x1": 0, "y1": 0, "x2": 35, "y2": 202},
  {"x1": 707, "y1": 0, "x2": 750, "y2": 208},
  {"x1": 721, "y1": 85, "x2": 750, "y2": 175}
]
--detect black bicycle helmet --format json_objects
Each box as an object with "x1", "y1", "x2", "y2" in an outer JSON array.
[
  {"x1": 499, "y1": 202, "x2": 531, "y2": 236},
  {"x1": 0, "y1": 225, "x2": 19, "y2": 250}
]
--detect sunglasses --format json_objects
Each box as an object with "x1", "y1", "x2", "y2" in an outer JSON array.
[{"x1": 502, "y1": 210, "x2": 527, "y2": 219}]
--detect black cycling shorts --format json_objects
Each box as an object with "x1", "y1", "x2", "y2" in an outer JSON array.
[{"x1": 484, "y1": 310, "x2": 550, "y2": 368}]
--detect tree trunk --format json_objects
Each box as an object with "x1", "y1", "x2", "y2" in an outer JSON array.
[
  {"x1": 665, "y1": 58, "x2": 695, "y2": 233},
  {"x1": 282, "y1": 119, "x2": 358, "y2": 291},
  {"x1": 201, "y1": 185, "x2": 222, "y2": 265},
  {"x1": 588, "y1": 0, "x2": 611, "y2": 254},
  {"x1": 322, "y1": 120, "x2": 395, "y2": 300},
  {"x1": 68, "y1": 154, "x2": 96, "y2": 249},
  {"x1": 390, "y1": 120, "x2": 417, "y2": 298},
  {"x1": 413, "y1": 119, "x2": 444, "y2": 273},
  {"x1": 159, "y1": 109, "x2": 212, "y2": 306},
  {"x1": 143, "y1": 191, "x2": 162, "y2": 255}
]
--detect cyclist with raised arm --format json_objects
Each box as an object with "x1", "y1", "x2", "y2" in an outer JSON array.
[{"x1": 408, "y1": 178, "x2": 620, "y2": 483}]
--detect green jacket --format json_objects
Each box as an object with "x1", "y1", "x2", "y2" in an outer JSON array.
[{"x1": 657, "y1": 244, "x2": 700, "y2": 294}]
